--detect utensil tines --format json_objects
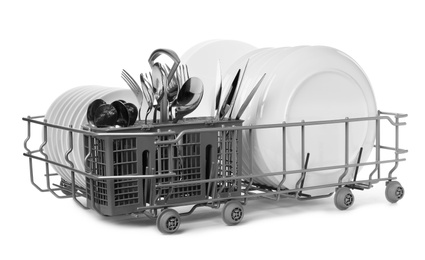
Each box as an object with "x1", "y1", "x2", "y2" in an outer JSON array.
[
  {"x1": 121, "y1": 69, "x2": 144, "y2": 120},
  {"x1": 236, "y1": 73, "x2": 266, "y2": 120}
]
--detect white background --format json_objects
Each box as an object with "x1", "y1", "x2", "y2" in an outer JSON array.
[{"x1": 1, "y1": 0, "x2": 424, "y2": 259}]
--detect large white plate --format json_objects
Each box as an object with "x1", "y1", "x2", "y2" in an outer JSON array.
[
  {"x1": 243, "y1": 46, "x2": 308, "y2": 186},
  {"x1": 181, "y1": 40, "x2": 256, "y2": 117},
  {"x1": 45, "y1": 86, "x2": 87, "y2": 160},
  {"x1": 45, "y1": 86, "x2": 121, "y2": 186},
  {"x1": 253, "y1": 46, "x2": 377, "y2": 195},
  {"x1": 220, "y1": 48, "x2": 274, "y2": 186},
  {"x1": 46, "y1": 86, "x2": 94, "y2": 183},
  {"x1": 221, "y1": 47, "x2": 307, "y2": 186},
  {"x1": 59, "y1": 86, "x2": 113, "y2": 186},
  {"x1": 180, "y1": 39, "x2": 220, "y2": 64}
]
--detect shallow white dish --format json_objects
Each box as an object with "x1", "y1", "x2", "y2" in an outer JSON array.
[
  {"x1": 253, "y1": 46, "x2": 377, "y2": 195},
  {"x1": 219, "y1": 47, "x2": 274, "y2": 186},
  {"x1": 46, "y1": 86, "x2": 98, "y2": 184},
  {"x1": 59, "y1": 87, "x2": 114, "y2": 186},
  {"x1": 45, "y1": 86, "x2": 139, "y2": 187}
]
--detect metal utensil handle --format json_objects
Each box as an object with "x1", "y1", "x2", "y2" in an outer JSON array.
[{"x1": 148, "y1": 49, "x2": 180, "y2": 83}]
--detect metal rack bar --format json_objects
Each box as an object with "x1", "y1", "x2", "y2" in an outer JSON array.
[
  {"x1": 23, "y1": 111, "x2": 407, "y2": 218},
  {"x1": 138, "y1": 177, "x2": 397, "y2": 211},
  {"x1": 155, "y1": 115, "x2": 406, "y2": 146}
]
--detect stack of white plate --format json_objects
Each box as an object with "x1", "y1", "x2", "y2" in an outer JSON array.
[
  {"x1": 182, "y1": 41, "x2": 377, "y2": 195},
  {"x1": 45, "y1": 86, "x2": 140, "y2": 187}
]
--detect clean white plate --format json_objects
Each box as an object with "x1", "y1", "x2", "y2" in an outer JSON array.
[
  {"x1": 221, "y1": 47, "x2": 310, "y2": 186},
  {"x1": 60, "y1": 86, "x2": 112, "y2": 186},
  {"x1": 181, "y1": 40, "x2": 256, "y2": 117},
  {"x1": 55, "y1": 86, "x2": 92, "y2": 182},
  {"x1": 45, "y1": 86, "x2": 87, "y2": 161},
  {"x1": 180, "y1": 39, "x2": 220, "y2": 64},
  {"x1": 253, "y1": 46, "x2": 377, "y2": 195},
  {"x1": 70, "y1": 86, "x2": 124, "y2": 185},
  {"x1": 46, "y1": 86, "x2": 94, "y2": 183},
  {"x1": 46, "y1": 86, "x2": 112, "y2": 186},
  {"x1": 220, "y1": 48, "x2": 274, "y2": 186},
  {"x1": 245, "y1": 46, "x2": 308, "y2": 186}
]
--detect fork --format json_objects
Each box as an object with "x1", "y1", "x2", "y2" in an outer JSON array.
[
  {"x1": 140, "y1": 73, "x2": 154, "y2": 124},
  {"x1": 121, "y1": 69, "x2": 144, "y2": 121}
]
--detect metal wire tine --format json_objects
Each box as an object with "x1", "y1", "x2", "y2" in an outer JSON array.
[
  {"x1": 176, "y1": 65, "x2": 182, "y2": 86},
  {"x1": 182, "y1": 64, "x2": 187, "y2": 82},
  {"x1": 121, "y1": 75, "x2": 136, "y2": 94},
  {"x1": 185, "y1": 64, "x2": 190, "y2": 81},
  {"x1": 144, "y1": 73, "x2": 153, "y2": 89},
  {"x1": 121, "y1": 70, "x2": 138, "y2": 92},
  {"x1": 149, "y1": 72, "x2": 153, "y2": 89},
  {"x1": 165, "y1": 64, "x2": 171, "y2": 74},
  {"x1": 177, "y1": 65, "x2": 183, "y2": 85}
]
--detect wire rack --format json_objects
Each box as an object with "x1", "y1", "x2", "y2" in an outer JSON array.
[{"x1": 23, "y1": 111, "x2": 407, "y2": 232}]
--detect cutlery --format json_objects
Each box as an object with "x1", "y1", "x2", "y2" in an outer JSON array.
[
  {"x1": 173, "y1": 77, "x2": 204, "y2": 122},
  {"x1": 214, "y1": 60, "x2": 222, "y2": 115},
  {"x1": 228, "y1": 59, "x2": 249, "y2": 118},
  {"x1": 148, "y1": 49, "x2": 181, "y2": 123},
  {"x1": 121, "y1": 69, "x2": 144, "y2": 120},
  {"x1": 216, "y1": 69, "x2": 240, "y2": 119},
  {"x1": 140, "y1": 73, "x2": 154, "y2": 124},
  {"x1": 235, "y1": 73, "x2": 266, "y2": 119}
]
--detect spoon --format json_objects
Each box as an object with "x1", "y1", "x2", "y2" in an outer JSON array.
[
  {"x1": 151, "y1": 63, "x2": 167, "y2": 123},
  {"x1": 173, "y1": 77, "x2": 204, "y2": 123}
]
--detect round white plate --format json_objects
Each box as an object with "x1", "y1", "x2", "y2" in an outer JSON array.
[
  {"x1": 244, "y1": 46, "x2": 308, "y2": 186},
  {"x1": 254, "y1": 46, "x2": 377, "y2": 195},
  {"x1": 220, "y1": 47, "x2": 273, "y2": 186},
  {"x1": 60, "y1": 86, "x2": 112, "y2": 186},
  {"x1": 46, "y1": 86, "x2": 94, "y2": 183}
]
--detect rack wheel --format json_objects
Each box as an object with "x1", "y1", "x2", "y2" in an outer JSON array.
[
  {"x1": 60, "y1": 179, "x2": 72, "y2": 196},
  {"x1": 222, "y1": 200, "x2": 244, "y2": 225},
  {"x1": 334, "y1": 187, "x2": 354, "y2": 210},
  {"x1": 385, "y1": 181, "x2": 404, "y2": 203},
  {"x1": 156, "y1": 209, "x2": 181, "y2": 234}
]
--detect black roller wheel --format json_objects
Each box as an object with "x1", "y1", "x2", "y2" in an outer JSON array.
[
  {"x1": 60, "y1": 179, "x2": 72, "y2": 196},
  {"x1": 385, "y1": 181, "x2": 404, "y2": 203},
  {"x1": 156, "y1": 209, "x2": 181, "y2": 234},
  {"x1": 334, "y1": 187, "x2": 354, "y2": 210},
  {"x1": 222, "y1": 200, "x2": 244, "y2": 226}
]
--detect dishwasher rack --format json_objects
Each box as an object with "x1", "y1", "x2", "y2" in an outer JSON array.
[{"x1": 23, "y1": 111, "x2": 407, "y2": 233}]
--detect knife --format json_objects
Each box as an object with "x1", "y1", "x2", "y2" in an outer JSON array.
[{"x1": 236, "y1": 73, "x2": 266, "y2": 120}]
